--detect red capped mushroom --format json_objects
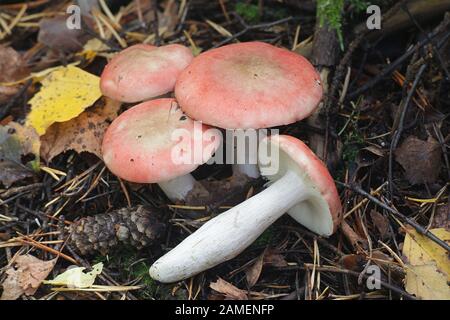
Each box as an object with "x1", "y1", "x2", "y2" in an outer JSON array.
[
  {"x1": 150, "y1": 134, "x2": 342, "y2": 283},
  {"x1": 100, "y1": 44, "x2": 193, "y2": 103},
  {"x1": 102, "y1": 98, "x2": 221, "y2": 202},
  {"x1": 175, "y1": 41, "x2": 323, "y2": 178}
]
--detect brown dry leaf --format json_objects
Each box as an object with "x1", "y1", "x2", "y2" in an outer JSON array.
[
  {"x1": 431, "y1": 202, "x2": 449, "y2": 230},
  {"x1": 395, "y1": 135, "x2": 442, "y2": 184},
  {"x1": 245, "y1": 252, "x2": 264, "y2": 288},
  {"x1": 40, "y1": 98, "x2": 121, "y2": 162},
  {"x1": 339, "y1": 254, "x2": 366, "y2": 271},
  {"x1": 0, "y1": 45, "x2": 30, "y2": 103},
  {"x1": 209, "y1": 278, "x2": 248, "y2": 300},
  {"x1": 38, "y1": 16, "x2": 90, "y2": 53},
  {"x1": 0, "y1": 255, "x2": 56, "y2": 300},
  {"x1": 263, "y1": 248, "x2": 288, "y2": 267},
  {"x1": 0, "y1": 122, "x2": 40, "y2": 187},
  {"x1": 341, "y1": 220, "x2": 368, "y2": 250},
  {"x1": 369, "y1": 210, "x2": 390, "y2": 238}
]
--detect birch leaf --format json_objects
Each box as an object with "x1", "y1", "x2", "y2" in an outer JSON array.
[
  {"x1": 26, "y1": 65, "x2": 101, "y2": 135},
  {"x1": 402, "y1": 228, "x2": 450, "y2": 300}
]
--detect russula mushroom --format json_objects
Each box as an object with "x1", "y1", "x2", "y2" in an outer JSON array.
[
  {"x1": 100, "y1": 44, "x2": 193, "y2": 103},
  {"x1": 102, "y1": 98, "x2": 221, "y2": 202},
  {"x1": 149, "y1": 135, "x2": 341, "y2": 283},
  {"x1": 175, "y1": 41, "x2": 323, "y2": 178}
]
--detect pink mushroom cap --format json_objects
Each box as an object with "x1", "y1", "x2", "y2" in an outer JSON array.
[
  {"x1": 102, "y1": 98, "x2": 221, "y2": 183},
  {"x1": 259, "y1": 135, "x2": 342, "y2": 235},
  {"x1": 100, "y1": 44, "x2": 194, "y2": 103},
  {"x1": 175, "y1": 41, "x2": 323, "y2": 129}
]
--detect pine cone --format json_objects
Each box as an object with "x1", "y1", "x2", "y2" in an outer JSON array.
[{"x1": 69, "y1": 205, "x2": 166, "y2": 255}]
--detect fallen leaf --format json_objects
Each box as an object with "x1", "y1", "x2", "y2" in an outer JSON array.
[
  {"x1": 402, "y1": 228, "x2": 450, "y2": 300},
  {"x1": 0, "y1": 255, "x2": 56, "y2": 300},
  {"x1": 43, "y1": 262, "x2": 103, "y2": 288},
  {"x1": 363, "y1": 145, "x2": 385, "y2": 157},
  {"x1": 395, "y1": 136, "x2": 442, "y2": 185},
  {"x1": 79, "y1": 38, "x2": 111, "y2": 62},
  {"x1": 0, "y1": 122, "x2": 40, "y2": 187},
  {"x1": 40, "y1": 98, "x2": 121, "y2": 162},
  {"x1": 339, "y1": 254, "x2": 366, "y2": 271},
  {"x1": 370, "y1": 210, "x2": 390, "y2": 239},
  {"x1": 0, "y1": 45, "x2": 30, "y2": 103},
  {"x1": 209, "y1": 278, "x2": 248, "y2": 300},
  {"x1": 38, "y1": 16, "x2": 90, "y2": 53},
  {"x1": 263, "y1": 248, "x2": 288, "y2": 267},
  {"x1": 26, "y1": 65, "x2": 102, "y2": 135},
  {"x1": 245, "y1": 252, "x2": 264, "y2": 288},
  {"x1": 341, "y1": 220, "x2": 368, "y2": 250},
  {"x1": 431, "y1": 202, "x2": 449, "y2": 230}
]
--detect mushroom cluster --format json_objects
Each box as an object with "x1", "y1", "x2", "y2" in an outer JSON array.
[
  {"x1": 100, "y1": 44, "x2": 219, "y2": 202},
  {"x1": 99, "y1": 41, "x2": 342, "y2": 284}
]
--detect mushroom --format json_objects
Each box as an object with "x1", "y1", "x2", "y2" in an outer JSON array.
[
  {"x1": 175, "y1": 41, "x2": 323, "y2": 178},
  {"x1": 102, "y1": 98, "x2": 221, "y2": 202},
  {"x1": 100, "y1": 44, "x2": 193, "y2": 103},
  {"x1": 149, "y1": 134, "x2": 342, "y2": 283}
]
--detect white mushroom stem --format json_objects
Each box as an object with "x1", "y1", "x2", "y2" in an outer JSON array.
[
  {"x1": 232, "y1": 163, "x2": 260, "y2": 179},
  {"x1": 231, "y1": 129, "x2": 261, "y2": 179},
  {"x1": 157, "y1": 174, "x2": 198, "y2": 202},
  {"x1": 150, "y1": 170, "x2": 310, "y2": 283}
]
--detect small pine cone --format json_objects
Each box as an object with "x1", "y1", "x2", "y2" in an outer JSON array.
[{"x1": 69, "y1": 205, "x2": 166, "y2": 255}]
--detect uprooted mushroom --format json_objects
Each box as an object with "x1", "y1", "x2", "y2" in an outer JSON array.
[{"x1": 150, "y1": 134, "x2": 342, "y2": 283}]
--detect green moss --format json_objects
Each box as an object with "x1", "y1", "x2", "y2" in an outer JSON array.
[
  {"x1": 316, "y1": 0, "x2": 345, "y2": 50},
  {"x1": 235, "y1": 2, "x2": 261, "y2": 24},
  {"x1": 342, "y1": 130, "x2": 364, "y2": 163},
  {"x1": 253, "y1": 226, "x2": 275, "y2": 247}
]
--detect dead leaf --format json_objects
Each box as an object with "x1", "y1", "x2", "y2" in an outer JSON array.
[
  {"x1": 0, "y1": 255, "x2": 56, "y2": 300},
  {"x1": 40, "y1": 98, "x2": 121, "y2": 162},
  {"x1": 26, "y1": 65, "x2": 102, "y2": 135},
  {"x1": 0, "y1": 45, "x2": 30, "y2": 103},
  {"x1": 363, "y1": 145, "x2": 385, "y2": 157},
  {"x1": 395, "y1": 135, "x2": 442, "y2": 184},
  {"x1": 43, "y1": 262, "x2": 103, "y2": 289},
  {"x1": 431, "y1": 202, "x2": 449, "y2": 230},
  {"x1": 263, "y1": 248, "x2": 288, "y2": 267},
  {"x1": 38, "y1": 16, "x2": 90, "y2": 53},
  {"x1": 0, "y1": 122, "x2": 40, "y2": 187},
  {"x1": 370, "y1": 210, "x2": 390, "y2": 238},
  {"x1": 402, "y1": 228, "x2": 450, "y2": 299},
  {"x1": 210, "y1": 278, "x2": 248, "y2": 300},
  {"x1": 245, "y1": 252, "x2": 264, "y2": 288},
  {"x1": 340, "y1": 254, "x2": 366, "y2": 271},
  {"x1": 340, "y1": 220, "x2": 368, "y2": 250}
]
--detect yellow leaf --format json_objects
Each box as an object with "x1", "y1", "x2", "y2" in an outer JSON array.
[
  {"x1": 402, "y1": 228, "x2": 450, "y2": 300},
  {"x1": 40, "y1": 98, "x2": 121, "y2": 161},
  {"x1": 43, "y1": 262, "x2": 103, "y2": 289},
  {"x1": 26, "y1": 66, "x2": 101, "y2": 135}
]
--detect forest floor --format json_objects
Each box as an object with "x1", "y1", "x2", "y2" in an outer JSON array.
[{"x1": 0, "y1": 0, "x2": 449, "y2": 300}]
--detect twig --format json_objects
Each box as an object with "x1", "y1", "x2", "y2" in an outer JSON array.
[
  {"x1": 388, "y1": 63, "x2": 427, "y2": 196},
  {"x1": 337, "y1": 182, "x2": 450, "y2": 252},
  {"x1": 401, "y1": 4, "x2": 450, "y2": 80},
  {"x1": 212, "y1": 15, "x2": 292, "y2": 48},
  {"x1": 347, "y1": 14, "x2": 449, "y2": 99},
  {"x1": 278, "y1": 264, "x2": 416, "y2": 299}
]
